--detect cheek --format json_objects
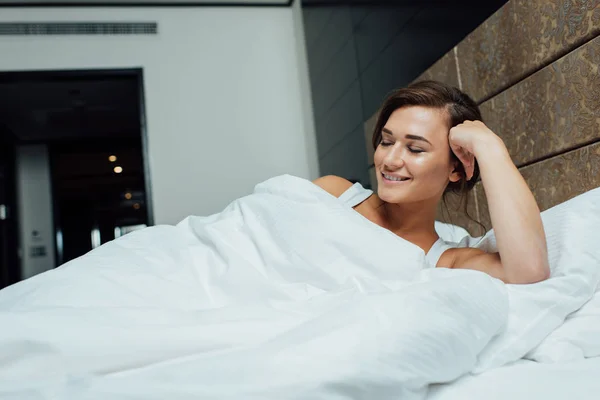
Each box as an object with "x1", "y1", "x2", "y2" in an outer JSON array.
[
  {"x1": 373, "y1": 146, "x2": 383, "y2": 164},
  {"x1": 411, "y1": 157, "x2": 451, "y2": 181}
]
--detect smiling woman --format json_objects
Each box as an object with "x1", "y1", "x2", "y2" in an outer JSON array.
[
  {"x1": 376, "y1": 107, "x2": 463, "y2": 206},
  {"x1": 314, "y1": 80, "x2": 550, "y2": 284}
]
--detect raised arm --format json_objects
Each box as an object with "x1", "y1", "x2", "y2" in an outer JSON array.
[{"x1": 448, "y1": 121, "x2": 550, "y2": 284}]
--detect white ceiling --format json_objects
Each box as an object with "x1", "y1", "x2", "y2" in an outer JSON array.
[{"x1": 0, "y1": 0, "x2": 290, "y2": 5}]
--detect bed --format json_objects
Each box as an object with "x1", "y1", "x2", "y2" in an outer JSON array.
[
  {"x1": 430, "y1": 358, "x2": 600, "y2": 400},
  {"x1": 0, "y1": 173, "x2": 599, "y2": 400}
]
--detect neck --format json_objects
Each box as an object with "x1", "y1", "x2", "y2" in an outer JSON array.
[{"x1": 378, "y1": 197, "x2": 440, "y2": 246}]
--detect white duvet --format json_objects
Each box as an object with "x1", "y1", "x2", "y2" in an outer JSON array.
[{"x1": 0, "y1": 175, "x2": 599, "y2": 400}]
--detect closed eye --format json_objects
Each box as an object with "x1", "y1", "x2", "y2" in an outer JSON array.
[
  {"x1": 408, "y1": 147, "x2": 424, "y2": 154},
  {"x1": 380, "y1": 141, "x2": 393, "y2": 147}
]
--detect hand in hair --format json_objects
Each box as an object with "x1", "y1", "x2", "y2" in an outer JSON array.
[{"x1": 448, "y1": 120, "x2": 501, "y2": 181}]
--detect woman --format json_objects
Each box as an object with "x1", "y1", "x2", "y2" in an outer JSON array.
[{"x1": 314, "y1": 80, "x2": 550, "y2": 284}]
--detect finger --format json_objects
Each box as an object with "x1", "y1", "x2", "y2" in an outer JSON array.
[
  {"x1": 451, "y1": 145, "x2": 471, "y2": 168},
  {"x1": 466, "y1": 155, "x2": 475, "y2": 180},
  {"x1": 452, "y1": 146, "x2": 475, "y2": 181}
]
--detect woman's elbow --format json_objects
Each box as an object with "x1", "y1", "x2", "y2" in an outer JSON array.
[
  {"x1": 532, "y1": 250, "x2": 551, "y2": 281},
  {"x1": 511, "y1": 259, "x2": 550, "y2": 284},
  {"x1": 526, "y1": 264, "x2": 551, "y2": 283}
]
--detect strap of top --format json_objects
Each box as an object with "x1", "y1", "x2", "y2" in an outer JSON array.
[
  {"x1": 425, "y1": 238, "x2": 457, "y2": 268},
  {"x1": 338, "y1": 182, "x2": 373, "y2": 208}
]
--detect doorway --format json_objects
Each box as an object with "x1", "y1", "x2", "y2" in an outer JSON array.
[
  {"x1": 0, "y1": 69, "x2": 153, "y2": 287},
  {"x1": 0, "y1": 124, "x2": 19, "y2": 288}
]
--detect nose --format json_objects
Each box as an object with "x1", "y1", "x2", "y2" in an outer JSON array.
[{"x1": 382, "y1": 144, "x2": 405, "y2": 170}]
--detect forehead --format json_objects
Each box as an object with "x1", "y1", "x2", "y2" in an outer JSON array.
[{"x1": 384, "y1": 106, "x2": 449, "y2": 141}]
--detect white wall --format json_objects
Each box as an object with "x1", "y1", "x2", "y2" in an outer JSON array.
[
  {"x1": 16, "y1": 144, "x2": 56, "y2": 278},
  {"x1": 0, "y1": 6, "x2": 318, "y2": 225},
  {"x1": 292, "y1": 0, "x2": 320, "y2": 182}
]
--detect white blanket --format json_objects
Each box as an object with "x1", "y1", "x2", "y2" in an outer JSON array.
[
  {"x1": 0, "y1": 175, "x2": 598, "y2": 400},
  {"x1": 429, "y1": 358, "x2": 600, "y2": 400}
]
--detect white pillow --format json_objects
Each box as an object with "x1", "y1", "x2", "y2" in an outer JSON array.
[
  {"x1": 526, "y1": 284, "x2": 600, "y2": 363},
  {"x1": 434, "y1": 221, "x2": 470, "y2": 243},
  {"x1": 466, "y1": 187, "x2": 600, "y2": 372}
]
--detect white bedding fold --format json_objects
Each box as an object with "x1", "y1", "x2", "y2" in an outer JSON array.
[{"x1": 0, "y1": 175, "x2": 598, "y2": 399}]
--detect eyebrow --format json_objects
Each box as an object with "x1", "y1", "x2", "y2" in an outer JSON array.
[{"x1": 382, "y1": 128, "x2": 432, "y2": 145}]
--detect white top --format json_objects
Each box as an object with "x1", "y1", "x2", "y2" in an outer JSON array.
[{"x1": 338, "y1": 182, "x2": 461, "y2": 268}]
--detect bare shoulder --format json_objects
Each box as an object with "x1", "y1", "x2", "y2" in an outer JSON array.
[
  {"x1": 312, "y1": 175, "x2": 354, "y2": 198},
  {"x1": 439, "y1": 247, "x2": 506, "y2": 282}
]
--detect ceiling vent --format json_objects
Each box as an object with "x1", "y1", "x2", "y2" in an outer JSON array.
[{"x1": 0, "y1": 22, "x2": 157, "y2": 35}]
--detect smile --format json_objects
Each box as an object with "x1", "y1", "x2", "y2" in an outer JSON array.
[{"x1": 382, "y1": 172, "x2": 411, "y2": 183}]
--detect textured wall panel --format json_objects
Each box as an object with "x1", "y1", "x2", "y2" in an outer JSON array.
[
  {"x1": 458, "y1": 0, "x2": 600, "y2": 103},
  {"x1": 436, "y1": 189, "x2": 484, "y2": 237},
  {"x1": 476, "y1": 143, "x2": 600, "y2": 230},
  {"x1": 480, "y1": 35, "x2": 600, "y2": 167}
]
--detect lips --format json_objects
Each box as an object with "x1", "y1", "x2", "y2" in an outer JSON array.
[{"x1": 382, "y1": 172, "x2": 411, "y2": 183}]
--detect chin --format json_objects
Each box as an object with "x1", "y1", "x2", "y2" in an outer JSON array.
[{"x1": 377, "y1": 186, "x2": 412, "y2": 204}]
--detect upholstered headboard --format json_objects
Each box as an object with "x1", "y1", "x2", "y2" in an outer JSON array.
[{"x1": 363, "y1": 0, "x2": 600, "y2": 236}]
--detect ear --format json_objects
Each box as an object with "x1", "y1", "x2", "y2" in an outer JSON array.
[{"x1": 449, "y1": 161, "x2": 462, "y2": 183}]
